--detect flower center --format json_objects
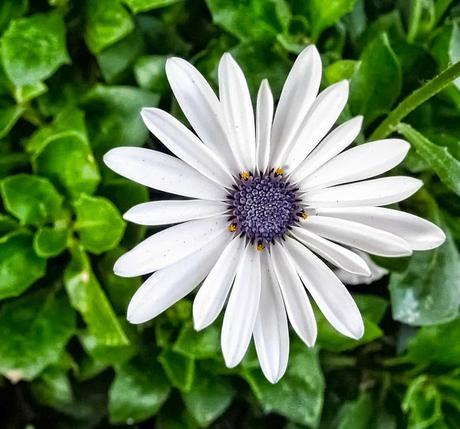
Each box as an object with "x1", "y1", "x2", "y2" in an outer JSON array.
[{"x1": 227, "y1": 170, "x2": 303, "y2": 248}]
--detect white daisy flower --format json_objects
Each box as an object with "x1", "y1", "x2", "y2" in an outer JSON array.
[{"x1": 104, "y1": 46, "x2": 445, "y2": 383}]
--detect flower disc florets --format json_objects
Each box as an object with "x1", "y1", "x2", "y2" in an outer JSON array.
[{"x1": 227, "y1": 170, "x2": 302, "y2": 246}]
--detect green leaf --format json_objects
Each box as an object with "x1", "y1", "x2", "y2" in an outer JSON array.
[
  {"x1": 158, "y1": 349, "x2": 195, "y2": 392},
  {"x1": 33, "y1": 226, "x2": 69, "y2": 258},
  {"x1": 124, "y1": 0, "x2": 182, "y2": 13},
  {"x1": 64, "y1": 245, "x2": 129, "y2": 348},
  {"x1": 406, "y1": 0, "x2": 436, "y2": 43},
  {"x1": 1, "y1": 174, "x2": 63, "y2": 226},
  {"x1": 0, "y1": 104, "x2": 24, "y2": 138},
  {"x1": 244, "y1": 341, "x2": 324, "y2": 427},
  {"x1": 0, "y1": 214, "x2": 17, "y2": 235},
  {"x1": 30, "y1": 366, "x2": 74, "y2": 413},
  {"x1": 403, "y1": 375, "x2": 443, "y2": 428},
  {"x1": 0, "y1": 11, "x2": 69, "y2": 86},
  {"x1": 325, "y1": 59, "x2": 359, "y2": 85},
  {"x1": 0, "y1": 0, "x2": 28, "y2": 32},
  {"x1": 0, "y1": 231, "x2": 46, "y2": 300},
  {"x1": 390, "y1": 227, "x2": 460, "y2": 326},
  {"x1": 82, "y1": 85, "x2": 159, "y2": 155},
  {"x1": 74, "y1": 194, "x2": 125, "y2": 254},
  {"x1": 134, "y1": 55, "x2": 168, "y2": 92},
  {"x1": 33, "y1": 133, "x2": 100, "y2": 198},
  {"x1": 308, "y1": 0, "x2": 357, "y2": 40},
  {"x1": 182, "y1": 367, "x2": 235, "y2": 427},
  {"x1": 109, "y1": 355, "x2": 171, "y2": 424},
  {"x1": 350, "y1": 33, "x2": 402, "y2": 124},
  {"x1": 173, "y1": 324, "x2": 220, "y2": 359},
  {"x1": 406, "y1": 317, "x2": 460, "y2": 367},
  {"x1": 84, "y1": 0, "x2": 134, "y2": 54},
  {"x1": 0, "y1": 290, "x2": 75, "y2": 381},
  {"x1": 397, "y1": 123, "x2": 460, "y2": 196},
  {"x1": 205, "y1": 0, "x2": 290, "y2": 42},
  {"x1": 14, "y1": 81, "x2": 47, "y2": 104},
  {"x1": 97, "y1": 27, "x2": 144, "y2": 83}
]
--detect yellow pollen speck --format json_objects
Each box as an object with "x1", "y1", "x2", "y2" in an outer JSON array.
[
  {"x1": 275, "y1": 167, "x2": 284, "y2": 176},
  {"x1": 228, "y1": 223, "x2": 237, "y2": 232},
  {"x1": 240, "y1": 171, "x2": 250, "y2": 181},
  {"x1": 300, "y1": 210, "x2": 309, "y2": 220},
  {"x1": 256, "y1": 243, "x2": 265, "y2": 251}
]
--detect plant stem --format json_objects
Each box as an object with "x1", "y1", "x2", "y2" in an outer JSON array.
[{"x1": 370, "y1": 60, "x2": 460, "y2": 141}]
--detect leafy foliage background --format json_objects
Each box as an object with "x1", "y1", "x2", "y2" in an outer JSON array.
[{"x1": 0, "y1": 0, "x2": 459, "y2": 428}]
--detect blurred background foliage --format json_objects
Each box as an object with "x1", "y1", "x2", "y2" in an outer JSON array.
[{"x1": 0, "y1": 0, "x2": 460, "y2": 428}]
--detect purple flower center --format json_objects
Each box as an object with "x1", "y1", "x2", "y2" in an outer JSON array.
[{"x1": 228, "y1": 171, "x2": 301, "y2": 245}]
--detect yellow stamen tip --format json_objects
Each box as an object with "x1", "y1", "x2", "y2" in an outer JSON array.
[
  {"x1": 228, "y1": 223, "x2": 237, "y2": 232},
  {"x1": 300, "y1": 210, "x2": 309, "y2": 220},
  {"x1": 256, "y1": 243, "x2": 265, "y2": 251},
  {"x1": 275, "y1": 167, "x2": 284, "y2": 176},
  {"x1": 240, "y1": 171, "x2": 250, "y2": 181}
]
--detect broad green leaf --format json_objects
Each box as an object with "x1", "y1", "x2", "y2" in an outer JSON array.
[
  {"x1": 205, "y1": 0, "x2": 290, "y2": 42},
  {"x1": 308, "y1": 0, "x2": 358, "y2": 40},
  {"x1": 0, "y1": 104, "x2": 24, "y2": 138},
  {"x1": 406, "y1": 317, "x2": 460, "y2": 367},
  {"x1": 84, "y1": 0, "x2": 134, "y2": 54},
  {"x1": 0, "y1": 290, "x2": 75, "y2": 381},
  {"x1": 30, "y1": 366, "x2": 74, "y2": 413},
  {"x1": 0, "y1": 11, "x2": 69, "y2": 86},
  {"x1": 14, "y1": 81, "x2": 47, "y2": 104},
  {"x1": 390, "y1": 227, "x2": 460, "y2": 326},
  {"x1": 64, "y1": 245, "x2": 129, "y2": 348},
  {"x1": 244, "y1": 341, "x2": 324, "y2": 427},
  {"x1": 109, "y1": 356, "x2": 170, "y2": 424},
  {"x1": 0, "y1": 231, "x2": 46, "y2": 300},
  {"x1": 0, "y1": 0, "x2": 28, "y2": 32},
  {"x1": 74, "y1": 194, "x2": 125, "y2": 254},
  {"x1": 1, "y1": 174, "x2": 63, "y2": 226},
  {"x1": 350, "y1": 33, "x2": 402, "y2": 124},
  {"x1": 158, "y1": 349, "x2": 195, "y2": 392},
  {"x1": 27, "y1": 108, "x2": 88, "y2": 155},
  {"x1": 398, "y1": 123, "x2": 460, "y2": 196},
  {"x1": 97, "y1": 27, "x2": 144, "y2": 83},
  {"x1": 33, "y1": 133, "x2": 100, "y2": 197},
  {"x1": 403, "y1": 376, "x2": 443, "y2": 429},
  {"x1": 134, "y1": 55, "x2": 168, "y2": 92},
  {"x1": 182, "y1": 367, "x2": 235, "y2": 427},
  {"x1": 124, "y1": 0, "x2": 182, "y2": 13},
  {"x1": 325, "y1": 60, "x2": 358, "y2": 85},
  {"x1": 82, "y1": 85, "x2": 159, "y2": 155},
  {"x1": 33, "y1": 226, "x2": 69, "y2": 258},
  {"x1": 173, "y1": 324, "x2": 220, "y2": 359}
]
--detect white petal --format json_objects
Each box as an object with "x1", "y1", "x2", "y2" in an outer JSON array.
[
  {"x1": 165, "y1": 57, "x2": 239, "y2": 173},
  {"x1": 253, "y1": 251, "x2": 289, "y2": 383},
  {"x1": 304, "y1": 176, "x2": 423, "y2": 207},
  {"x1": 284, "y1": 237, "x2": 364, "y2": 340},
  {"x1": 276, "y1": 80, "x2": 349, "y2": 171},
  {"x1": 303, "y1": 215, "x2": 412, "y2": 257},
  {"x1": 193, "y1": 238, "x2": 244, "y2": 330},
  {"x1": 114, "y1": 217, "x2": 228, "y2": 277},
  {"x1": 316, "y1": 207, "x2": 446, "y2": 250},
  {"x1": 290, "y1": 226, "x2": 371, "y2": 276},
  {"x1": 270, "y1": 46, "x2": 322, "y2": 164},
  {"x1": 221, "y1": 245, "x2": 261, "y2": 368},
  {"x1": 141, "y1": 108, "x2": 233, "y2": 187},
  {"x1": 335, "y1": 250, "x2": 388, "y2": 286},
  {"x1": 124, "y1": 200, "x2": 228, "y2": 226},
  {"x1": 104, "y1": 147, "x2": 226, "y2": 201},
  {"x1": 219, "y1": 53, "x2": 256, "y2": 171},
  {"x1": 270, "y1": 244, "x2": 317, "y2": 347},
  {"x1": 290, "y1": 116, "x2": 363, "y2": 183},
  {"x1": 256, "y1": 79, "x2": 274, "y2": 173},
  {"x1": 301, "y1": 139, "x2": 410, "y2": 190},
  {"x1": 127, "y1": 234, "x2": 227, "y2": 324}
]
